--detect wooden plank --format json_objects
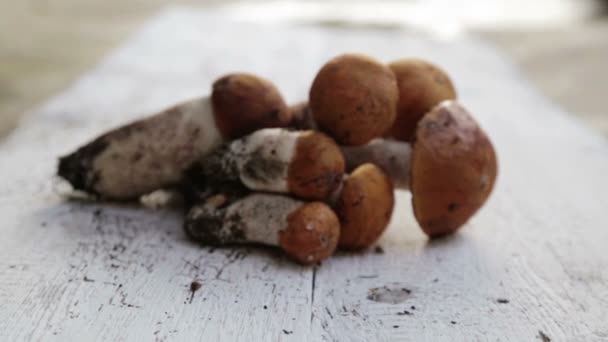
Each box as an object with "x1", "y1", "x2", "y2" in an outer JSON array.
[{"x1": 1, "y1": 7, "x2": 607, "y2": 341}]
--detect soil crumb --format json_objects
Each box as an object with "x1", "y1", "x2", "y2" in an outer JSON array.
[
  {"x1": 538, "y1": 330, "x2": 551, "y2": 342},
  {"x1": 189, "y1": 280, "x2": 202, "y2": 303}
]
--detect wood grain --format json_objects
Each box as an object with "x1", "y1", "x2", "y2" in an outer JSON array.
[{"x1": 1, "y1": 7, "x2": 607, "y2": 341}]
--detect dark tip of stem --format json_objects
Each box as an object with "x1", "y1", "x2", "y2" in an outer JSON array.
[
  {"x1": 184, "y1": 205, "x2": 228, "y2": 244},
  {"x1": 57, "y1": 138, "x2": 108, "y2": 195}
]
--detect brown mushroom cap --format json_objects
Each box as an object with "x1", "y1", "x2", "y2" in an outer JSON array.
[
  {"x1": 288, "y1": 131, "x2": 345, "y2": 200},
  {"x1": 212, "y1": 73, "x2": 291, "y2": 140},
  {"x1": 335, "y1": 163, "x2": 395, "y2": 250},
  {"x1": 410, "y1": 100, "x2": 497, "y2": 238},
  {"x1": 280, "y1": 202, "x2": 340, "y2": 265},
  {"x1": 309, "y1": 54, "x2": 398, "y2": 146},
  {"x1": 386, "y1": 59, "x2": 457, "y2": 142}
]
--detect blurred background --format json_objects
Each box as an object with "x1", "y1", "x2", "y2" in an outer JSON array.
[{"x1": 1, "y1": 0, "x2": 607, "y2": 139}]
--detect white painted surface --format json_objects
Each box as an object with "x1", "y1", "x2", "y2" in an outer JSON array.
[{"x1": 1, "y1": 8, "x2": 608, "y2": 342}]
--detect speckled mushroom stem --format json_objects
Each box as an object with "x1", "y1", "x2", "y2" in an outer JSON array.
[
  {"x1": 184, "y1": 193, "x2": 340, "y2": 265},
  {"x1": 188, "y1": 128, "x2": 344, "y2": 200},
  {"x1": 58, "y1": 97, "x2": 222, "y2": 200},
  {"x1": 340, "y1": 139, "x2": 411, "y2": 189}
]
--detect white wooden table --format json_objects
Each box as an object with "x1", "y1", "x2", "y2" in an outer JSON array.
[{"x1": 1, "y1": 8, "x2": 607, "y2": 342}]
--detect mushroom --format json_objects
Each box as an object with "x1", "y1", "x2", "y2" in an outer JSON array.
[
  {"x1": 309, "y1": 54, "x2": 399, "y2": 146},
  {"x1": 333, "y1": 163, "x2": 395, "y2": 250},
  {"x1": 410, "y1": 100, "x2": 497, "y2": 237},
  {"x1": 212, "y1": 73, "x2": 291, "y2": 139},
  {"x1": 184, "y1": 192, "x2": 340, "y2": 265},
  {"x1": 385, "y1": 58, "x2": 457, "y2": 142},
  {"x1": 187, "y1": 128, "x2": 345, "y2": 200},
  {"x1": 58, "y1": 73, "x2": 291, "y2": 200}
]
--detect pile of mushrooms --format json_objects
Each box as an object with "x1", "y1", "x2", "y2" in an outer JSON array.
[{"x1": 58, "y1": 54, "x2": 497, "y2": 265}]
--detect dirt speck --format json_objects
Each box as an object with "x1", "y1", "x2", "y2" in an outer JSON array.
[
  {"x1": 189, "y1": 280, "x2": 202, "y2": 303},
  {"x1": 358, "y1": 275, "x2": 379, "y2": 279},
  {"x1": 447, "y1": 202, "x2": 460, "y2": 211},
  {"x1": 538, "y1": 330, "x2": 551, "y2": 342},
  {"x1": 496, "y1": 298, "x2": 509, "y2": 304},
  {"x1": 374, "y1": 246, "x2": 384, "y2": 254},
  {"x1": 190, "y1": 281, "x2": 202, "y2": 292},
  {"x1": 83, "y1": 276, "x2": 94, "y2": 282},
  {"x1": 282, "y1": 329, "x2": 293, "y2": 335}
]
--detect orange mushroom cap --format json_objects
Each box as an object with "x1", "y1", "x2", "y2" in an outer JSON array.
[
  {"x1": 386, "y1": 59, "x2": 456, "y2": 142},
  {"x1": 310, "y1": 54, "x2": 398, "y2": 146},
  {"x1": 410, "y1": 100, "x2": 497, "y2": 238},
  {"x1": 335, "y1": 163, "x2": 395, "y2": 250},
  {"x1": 212, "y1": 73, "x2": 292, "y2": 140}
]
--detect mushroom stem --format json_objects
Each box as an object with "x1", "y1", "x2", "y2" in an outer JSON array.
[
  {"x1": 58, "y1": 96, "x2": 222, "y2": 200},
  {"x1": 188, "y1": 128, "x2": 344, "y2": 200},
  {"x1": 184, "y1": 193, "x2": 340, "y2": 265},
  {"x1": 340, "y1": 139, "x2": 411, "y2": 189}
]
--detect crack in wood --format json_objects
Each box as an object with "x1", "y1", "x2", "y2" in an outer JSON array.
[{"x1": 310, "y1": 267, "x2": 317, "y2": 325}]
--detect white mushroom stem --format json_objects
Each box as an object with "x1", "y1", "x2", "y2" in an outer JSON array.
[
  {"x1": 185, "y1": 193, "x2": 303, "y2": 246},
  {"x1": 58, "y1": 96, "x2": 223, "y2": 199},
  {"x1": 200, "y1": 128, "x2": 298, "y2": 192},
  {"x1": 340, "y1": 139, "x2": 412, "y2": 189}
]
